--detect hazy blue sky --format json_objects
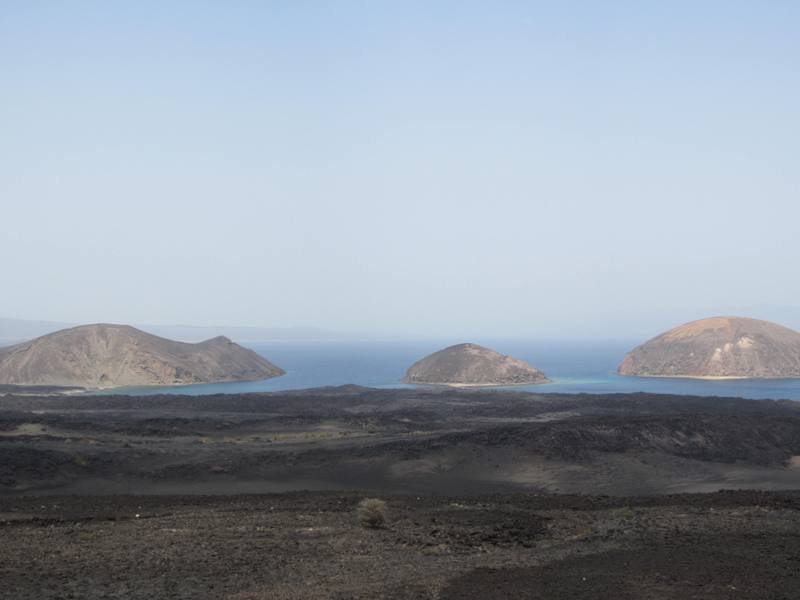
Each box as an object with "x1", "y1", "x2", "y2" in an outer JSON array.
[{"x1": 2, "y1": 2, "x2": 798, "y2": 339}]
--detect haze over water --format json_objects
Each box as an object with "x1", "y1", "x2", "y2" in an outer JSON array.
[{"x1": 101, "y1": 340, "x2": 800, "y2": 401}]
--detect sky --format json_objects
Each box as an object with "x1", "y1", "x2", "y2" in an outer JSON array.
[{"x1": 1, "y1": 1, "x2": 798, "y2": 340}]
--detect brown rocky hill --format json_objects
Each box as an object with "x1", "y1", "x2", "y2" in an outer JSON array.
[
  {"x1": 619, "y1": 316, "x2": 800, "y2": 379},
  {"x1": 403, "y1": 343, "x2": 549, "y2": 386},
  {"x1": 0, "y1": 324, "x2": 284, "y2": 389}
]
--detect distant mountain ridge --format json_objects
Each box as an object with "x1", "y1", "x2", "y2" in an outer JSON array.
[
  {"x1": 0, "y1": 324, "x2": 285, "y2": 389},
  {"x1": 0, "y1": 318, "x2": 73, "y2": 345},
  {"x1": 0, "y1": 318, "x2": 352, "y2": 344}
]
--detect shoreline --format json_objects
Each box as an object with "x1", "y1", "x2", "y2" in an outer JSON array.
[
  {"x1": 621, "y1": 373, "x2": 800, "y2": 381},
  {"x1": 403, "y1": 379, "x2": 552, "y2": 388}
]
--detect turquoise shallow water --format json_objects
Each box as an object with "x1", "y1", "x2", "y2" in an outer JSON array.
[{"x1": 97, "y1": 340, "x2": 800, "y2": 400}]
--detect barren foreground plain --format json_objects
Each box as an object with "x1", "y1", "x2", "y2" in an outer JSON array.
[{"x1": 2, "y1": 386, "x2": 800, "y2": 598}]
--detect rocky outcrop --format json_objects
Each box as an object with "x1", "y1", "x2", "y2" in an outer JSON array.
[
  {"x1": 403, "y1": 343, "x2": 549, "y2": 386},
  {"x1": 0, "y1": 324, "x2": 285, "y2": 389},
  {"x1": 619, "y1": 316, "x2": 800, "y2": 379}
]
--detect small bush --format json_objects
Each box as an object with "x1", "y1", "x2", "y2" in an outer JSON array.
[
  {"x1": 357, "y1": 498, "x2": 387, "y2": 528},
  {"x1": 613, "y1": 506, "x2": 635, "y2": 520}
]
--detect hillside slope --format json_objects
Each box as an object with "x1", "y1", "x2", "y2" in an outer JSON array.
[{"x1": 0, "y1": 324, "x2": 284, "y2": 389}]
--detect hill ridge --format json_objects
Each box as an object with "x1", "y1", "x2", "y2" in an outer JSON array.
[{"x1": 0, "y1": 323, "x2": 284, "y2": 389}]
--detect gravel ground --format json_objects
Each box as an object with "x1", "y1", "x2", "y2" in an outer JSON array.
[{"x1": 2, "y1": 490, "x2": 799, "y2": 599}]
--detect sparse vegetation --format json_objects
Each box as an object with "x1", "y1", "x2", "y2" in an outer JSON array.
[
  {"x1": 357, "y1": 498, "x2": 387, "y2": 528},
  {"x1": 613, "y1": 506, "x2": 636, "y2": 520}
]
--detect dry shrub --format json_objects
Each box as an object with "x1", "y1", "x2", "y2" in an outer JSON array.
[{"x1": 357, "y1": 498, "x2": 387, "y2": 528}]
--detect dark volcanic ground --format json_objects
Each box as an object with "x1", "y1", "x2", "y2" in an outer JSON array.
[
  {"x1": 2, "y1": 386, "x2": 800, "y2": 496},
  {"x1": 2, "y1": 387, "x2": 800, "y2": 598},
  {"x1": 2, "y1": 490, "x2": 800, "y2": 599}
]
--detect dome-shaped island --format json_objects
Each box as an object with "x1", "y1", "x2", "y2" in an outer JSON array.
[
  {"x1": 403, "y1": 343, "x2": 549, "y2": 387},
  {"x1": 618, "y1": 316, "x2": 800, "y2": 379}
]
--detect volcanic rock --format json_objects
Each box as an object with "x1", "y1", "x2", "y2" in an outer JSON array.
[
  {"x1": 619, "y1": 316, "x2": 800, "y2": 379},
  {"x1": 403, "y1": 343, "x2": 549, "y2": 386},
  {"x1": 0, "y1": 324, "x2": 284, "y2": 389}
]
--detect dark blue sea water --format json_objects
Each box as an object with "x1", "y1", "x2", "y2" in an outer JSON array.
[{"x1": 99, "y1": 340, "x2": 800, "y2": 400}]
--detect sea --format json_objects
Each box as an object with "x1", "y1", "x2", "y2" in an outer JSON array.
[{"x1": 97, "y1": 339, "x2": 800, "y2": 401}]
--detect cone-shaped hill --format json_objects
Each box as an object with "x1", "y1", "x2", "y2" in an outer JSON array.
[
  {"x1": 619, "y1": 316, "x2": 800, "y2": 379},
  {"x1": 403, "y1": 343, "x2": 549, "y2": 386},
  {"x1": 0, "y1": 324, "x2": 285, "y2": 389}
]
